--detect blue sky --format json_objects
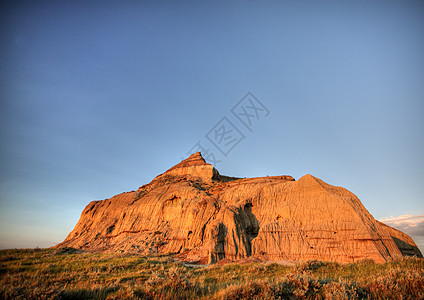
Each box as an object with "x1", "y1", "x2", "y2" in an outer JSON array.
[{"x1": 1, "y1": 1, "x2": 423, "y2": 252}]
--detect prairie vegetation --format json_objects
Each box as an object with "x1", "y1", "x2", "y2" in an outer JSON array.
[{"x1": 1, "y1": 248, "x2": 423, "y2": 299}]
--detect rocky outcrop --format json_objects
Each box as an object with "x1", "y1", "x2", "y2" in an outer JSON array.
[
  {"x1": 154, "y1": 151, "x2": 219, "y2": 182},
  {"x1": 55, "y1": 152, "x2": 422, "y2": 264}
]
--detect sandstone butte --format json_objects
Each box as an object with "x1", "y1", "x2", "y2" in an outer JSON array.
[{"x1": 55, "y1": 152, "x2": 423, "y2": 264}]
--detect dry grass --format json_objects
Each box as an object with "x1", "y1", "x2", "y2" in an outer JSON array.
[{"x1": 1, "y1": 248, "x2": 423, "y2": 299}]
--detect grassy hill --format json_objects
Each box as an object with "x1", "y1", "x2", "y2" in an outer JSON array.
[{"x1": 1, "y1": 248, "x2": 423, "y2": 299}]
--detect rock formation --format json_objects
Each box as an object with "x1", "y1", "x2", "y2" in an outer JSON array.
[{"x1": 55, "y1": 152, "x2": 422, "y2": 264}]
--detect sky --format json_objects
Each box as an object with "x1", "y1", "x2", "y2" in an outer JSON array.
[{"x1": 1, "y1": 1, "x2": 423, "y2": 253}]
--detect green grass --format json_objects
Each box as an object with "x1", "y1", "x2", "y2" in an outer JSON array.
[{"x1": 1, "y1": 248, "x2": 423, "y2": 299}]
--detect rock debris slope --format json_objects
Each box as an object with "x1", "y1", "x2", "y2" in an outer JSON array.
[{"x1": 55, "y1": 152, "x2": 422, "y2": 264}]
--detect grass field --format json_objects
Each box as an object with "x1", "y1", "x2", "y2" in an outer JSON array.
[{"x1": 1, "y1": 248, "x2": 423, "y2": 299}]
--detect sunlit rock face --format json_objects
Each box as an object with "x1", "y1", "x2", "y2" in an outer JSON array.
[{"x1": 55, "y1": 152, "x2": 422, "y2": 264}]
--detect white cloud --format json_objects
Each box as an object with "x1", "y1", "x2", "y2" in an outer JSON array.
[{"x1": 380, "y1": 214, "x2": 424, "y2": 229}]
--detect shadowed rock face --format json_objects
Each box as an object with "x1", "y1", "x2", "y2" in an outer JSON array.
[
  {"x1": 377, "y1": 221, "x2": 423, "y2": 258},
  {"x1": 55, "y1": 152, "x2": 422, "y2": 263}
]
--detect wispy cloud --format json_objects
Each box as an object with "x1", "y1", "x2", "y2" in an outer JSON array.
[{"x1": 380, "y1": 214, "x2": 424, "y2": 229}]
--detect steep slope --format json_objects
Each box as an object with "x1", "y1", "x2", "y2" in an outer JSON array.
[{"x1": 55, "y1": 152, "x2": 422, "y2": 264}]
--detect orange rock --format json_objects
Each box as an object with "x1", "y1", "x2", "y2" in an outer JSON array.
[{"x1": 55, "y1": 153, "x2": 422, "y2": 263}]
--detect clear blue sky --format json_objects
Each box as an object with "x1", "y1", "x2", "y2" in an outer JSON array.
[{"x1": 1, "y1": 1, "x2": 423, "y2": 252}]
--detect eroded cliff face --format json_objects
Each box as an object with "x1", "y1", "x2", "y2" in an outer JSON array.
[{"x1": 55, "y1": 152, "x2": 422, "y2": 264}]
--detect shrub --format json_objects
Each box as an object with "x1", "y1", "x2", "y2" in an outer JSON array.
[
  {"x1": 215, "y1": 281, "x2": 272, "y2": 300},
  {"x1": 366, "y1": 269, "x2": 424, "y2": 299}
]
